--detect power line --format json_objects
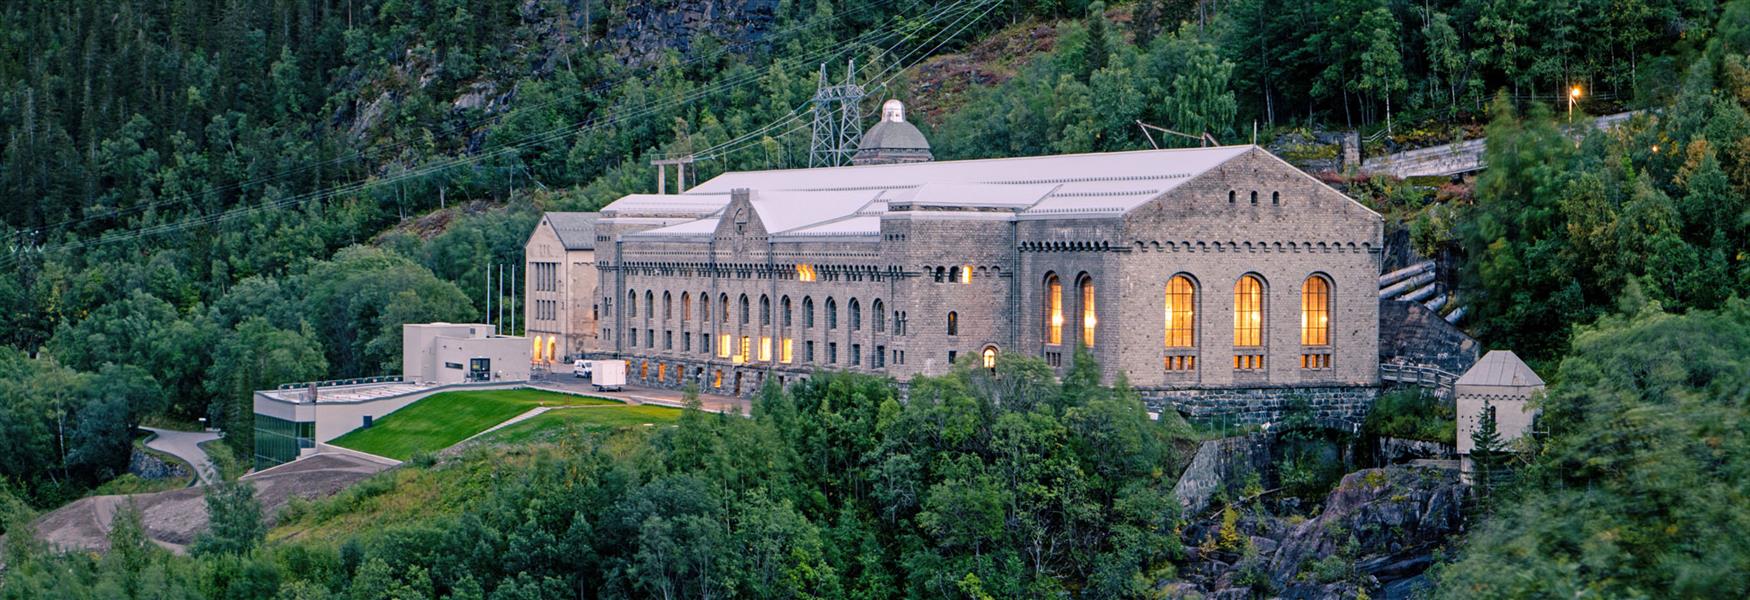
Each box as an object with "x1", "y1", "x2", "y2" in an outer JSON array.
[
  {"x1": 0, "y1": 1, "x2": 982, "y2": 268},
  {"x1": 4, "y1": 0, "x2": 944, "y2": 243}
]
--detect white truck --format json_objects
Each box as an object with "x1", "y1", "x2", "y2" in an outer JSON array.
[{"x1": 589, "y1": 359, "x2": 626, "y2": 392}]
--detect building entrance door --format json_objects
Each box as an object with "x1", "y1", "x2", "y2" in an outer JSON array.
[
  {"x1": 468, "y1": 358, "x2": 491, "y2": 382},
  {"x1": 733, "y1": 372, "x2": 743, "y2": 396}
]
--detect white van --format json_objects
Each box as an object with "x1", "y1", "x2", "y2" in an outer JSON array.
[{"x1": 572, "y1": 359, "x2": 592, "y2": 378}]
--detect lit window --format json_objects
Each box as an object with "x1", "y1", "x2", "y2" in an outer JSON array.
[
  {"x1": 962, "y1": 264, "x2": 974, "y2": 283},
  {"x1": 1165, "y1": 275, "x2": 1195, "y2": 348},
  {"x1": 1044, "y1": 274, "x2": 1063, "y2": 345},
  {"x1": 1234, "y1": 274, "x2": 1265, "y2": 371},
  {"x1": 740, "y1": 336, "x2": 751, "y2": 364},
  {"x1": 1301, "y1": 276, "x2": 1330, "y2": 346},
  {"x1": 718, "y1": 334, "x2": 732, "y2": 358},
  {"x1": 1079, "y1": 276, "x2": 1096, "y2": 348},
  {"x1": 781, "y1": 338, "x2": 794, "y2": 363},
  {"x1": 713, "y1": 369, "x2": 723, "y2": 388},
  {"x1": 1234, "y1": 275, "x2": 1264, "y2": 347},
  {"x1": 982, "y1": 346, "x2": 997, "y2": 369},
  {"x1": 759, "y1": 336, "x2": 772, "y2": 362},
  {"x1": 797, "y1": 264, "x2": 818, "y2": 282},
  {"x1": 947, "y1": 311, "x2": 958, "y2": 336}
]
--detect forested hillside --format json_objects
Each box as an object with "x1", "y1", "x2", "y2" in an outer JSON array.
[{"x1": 3, "y1": 0, "x2": 1750, "y2": 597}]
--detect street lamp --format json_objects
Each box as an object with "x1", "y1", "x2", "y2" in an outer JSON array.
[{"x1": 1568, "y1": 86, "x2": 1582, "y2": 121}]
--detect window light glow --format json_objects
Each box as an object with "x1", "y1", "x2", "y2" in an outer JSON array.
[{"x1": 1045, "y1": 275, "x2": 1063, "y2": 345}]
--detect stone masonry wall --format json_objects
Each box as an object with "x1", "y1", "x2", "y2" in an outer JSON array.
[{"x1": 1141, "y1": 385, "x2": 1379, "y2": 427}]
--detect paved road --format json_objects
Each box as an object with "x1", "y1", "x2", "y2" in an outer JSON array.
[
  {"x1": 141, "y1": 427, "x2": 221, "y2": 485},
  {"x1": 1360, "y1": 111, "x2": 1638, "y2": 178}
]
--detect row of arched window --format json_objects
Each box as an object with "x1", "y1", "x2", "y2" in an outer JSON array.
[
  {"x1": 623, "y1": 289, "x2": 905, "y2": 335},
  {"x1": 1039, "y1": 272, "x2": 1334, "y2": 370}
]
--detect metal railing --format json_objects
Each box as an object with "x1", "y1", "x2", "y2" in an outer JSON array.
[
  {"x1": 1379, "y1": 363, "x2": 1458, "y2": 390},
  {"x1": 275, "y1": 375, "x2": 404, "y2": 390}
]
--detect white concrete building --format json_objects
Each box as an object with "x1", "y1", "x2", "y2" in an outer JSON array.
[
  {"x1": 402, "y1": 322, "x2": 531, "y2": 384},
  {"x1": 1456, "y1": 350, "x2": 1544, "y2": 479}
]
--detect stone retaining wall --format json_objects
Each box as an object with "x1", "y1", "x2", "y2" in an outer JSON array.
[{"x1": 1141, "y1": 385, "x2": 1378, "y2": 427}]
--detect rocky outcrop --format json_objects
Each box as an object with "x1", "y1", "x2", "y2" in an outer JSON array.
[
  {"x1": 128, "y1": 448, "x2": 189, "y2": 481},
  {"x1": 1379, "y1": 300, "x2": 1480, "y2": 376},
  {"x1": 1171, "y1": 466, "x2": 1467, "y2": 599},
  {"x1": 608, "y1": 0, "x2": 779, "y2": 67}
]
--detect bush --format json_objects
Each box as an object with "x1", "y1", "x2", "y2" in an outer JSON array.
[{"x1": 1363, "y1": 389, "x2": 1455, "y2": 444}]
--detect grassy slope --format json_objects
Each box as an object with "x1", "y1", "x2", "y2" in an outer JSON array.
[
  {"x1": 328, "y1": 389, "x2": 618, "y2": 459},
  {"x1": 270, "y1": 410, "x2": 666, "y2": 546},
  {"x1": 482, "y1": 405, "x2": 682, "y2": 445}
]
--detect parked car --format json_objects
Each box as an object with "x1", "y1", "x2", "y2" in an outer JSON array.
[{"x1": 572, "y1": 359, "x2": 592, "y2": 378}]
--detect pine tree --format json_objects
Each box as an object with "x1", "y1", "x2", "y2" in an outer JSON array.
[{"x1": 1470, "y1": 401, "x2": 1508, "y2": 497}]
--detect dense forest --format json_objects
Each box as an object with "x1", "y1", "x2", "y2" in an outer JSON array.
[{"x1": 2, "y1": 0, "x2": 1749, "y2": 597}]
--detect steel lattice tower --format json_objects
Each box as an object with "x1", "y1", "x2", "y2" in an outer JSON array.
[{"x1": 808, "y1": 61, "x2": 866, "y2": 168}]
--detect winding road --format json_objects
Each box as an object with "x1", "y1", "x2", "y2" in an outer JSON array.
[{"x1": 141, "y1": 426, "x2": 221, "y2": 485}]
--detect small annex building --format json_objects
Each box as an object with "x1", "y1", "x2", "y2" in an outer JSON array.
[
  {"x1": 1455, "y1": 350, "x2": 1544, "y2": 478},
  {"x1": 252, "y1": 323, "x2": 530, "y2": 470}
]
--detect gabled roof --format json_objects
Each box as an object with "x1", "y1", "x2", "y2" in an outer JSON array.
[
  {"x1": 1457, "y1": 350, "x2": 1545, "y2": 388},
  {"x1": 543, "y1": 212, "x2": 601, "y2": 250},
  {"x1": 606, "y1": 145, "x2": 1262, "y2": 242}
]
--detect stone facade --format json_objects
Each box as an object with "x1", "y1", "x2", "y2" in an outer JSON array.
[
  {"x1": 524, "y1": 213, "x2": 602, "y2": 361},
  {"x1": 583, "y1": 146, "x2": 1384, "y2": 421}
]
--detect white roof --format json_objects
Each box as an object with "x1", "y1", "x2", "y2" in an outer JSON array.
[
  {"x1": 1457, "y1": 350, "x2": 1545, "y2": 388},
  {"x1": 610, "y1": 145, "x2": 1256, "y2": 241}
]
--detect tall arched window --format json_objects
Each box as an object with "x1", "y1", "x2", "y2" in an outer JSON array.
[
  {"x1": 826, "y1": 298, "x2": 838, "y2": 329},
  {"x1": 873, "y1": 300, "x2": 885, "y2": 332},
  {"x1": 663, "y1": 292, "x2": 672, "y2": 320},
  {"x1": 720, "y1": 293, "x2": 730, "y2": 322},
  {"x1": 760, "y1": 295, "x2": 771, "y2": 326},
  {"x1": 849, "y1": 299, "x2": 862, "y2": 331},
  {"x1": 1165, "y1": 276, "x2": 1196, "y2": 348},
  {"x1": 803, "y1": 297, "x2": 815, "y2": 328},
  {"x1": 1234, "y1": 275, "x2": 1265, "y2": 370},
  {"x1": 628, "y1": 290, "x2": 638, "y2": 318},
  {"x1": 645, "y1": 291, "x2": 654, "y2": 321},
  {"x1": 1301, "y1": 275, "x2": 1332, "y2": 369},
  {"x1": 1044, "y1": 273, "x2": 1063, "y2": 345},
  {"x1": 681, "y1": 292, "x2": 691, "y2": 322},
  {"x1": 947, "y1": 311, "x2": 959, "y2": 336},
  {"x1": 782, "y1": 296, "x2": 792, "y2": 327},
  {"x1": 739, "y1": 294, "x2": 750, "y2": 325},
  {"x1": 701, "y1": 293, "x2": 711, "y2": 322},
  {"x1": 982, "y1": 345, "x2": 998, "y2": 369},
  {"x1": 1078, "y1": 275, "x2": 1097, "y2": 348}
]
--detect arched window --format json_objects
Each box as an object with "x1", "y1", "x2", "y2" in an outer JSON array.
[
  {"x1": 803, "y1": 297, "x2": 815, "y2": 328},
  {"x1": 982, "y1": 346, "x2": 998, "y2": 369},
  {"x1": 681, "y1": 292, "x2": 691, "y2": 322},
  {"x1": 1078, "y1": 275, "x2": 1097, "y2": 348},
  {"x1": 645, "y1": 291, "x2": 654, "y2": 321},
  {"x1": 1044, "y1": 273, "x2": 1063, "y2": 345},
  {"x1": 663, "y1": 292, "x2": 672, "y2": 320},
  {"x1": 1301, "y1": 275, "x2": 1332, "y2": 370},
  {"x1": 739, "y1": 294, "x2": 750, "y2": 325},
  {"x1": 701, "y1": 293, "x2": 711, "y2": 322},
  {"x1": 1272, "y1": 191, "x2": 1280, "y2": 205},
  {"x1": 1164, "y1": 275, "x2": 1196, "y2": 348},
  {"x1": 1234, "y1": 275, "x2": 1265, "y2": 370},
  {"x1": 873, "y1": 300, "x2": 885, "y2": 332},
  {"x1": 720, "y1": 293, "x2": 730, "y2": 322},
  {"x1": 947, "y1": 311, "x2": 959, "y2": 336},
  {"x1": 826, "y1": 298, "x2": 838, "y2": 329},
  {"x1": 895, "y1": 311, "x2": 904, "y2": 335},
  {"x1": 782, "y1": 296, "x2": 792, "y2": 327},
  {"x1": 1228, "y1": 190, "x2": 1236, "y2": 203},
  {"x1": 760, "y1": 295, "x2": 771, "y2": 326},
  {"x1": 1249, "y1": 190, "x2": 1258, "y2": 204},
  {"x1": 628, "y1": 290, "x2": 638, "y2": 318},
  {"x1": 1301, "y1": 276, "x2": 1329, "y2": 346},
  {"x1": 850, "y1": 299, "x2": 862, "y2": 331}
]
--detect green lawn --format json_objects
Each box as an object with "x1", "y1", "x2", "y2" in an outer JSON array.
[
  {"x1": 483, "y1": 405, "x2": 682, "y2": 445},
  {"x1": 328, "y1": 389, "x2": 619, "y2": 459}
]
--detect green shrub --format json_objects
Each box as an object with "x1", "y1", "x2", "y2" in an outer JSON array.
[{"x1": 1364, "y1": 389, "x2": 1455, "y2": 444}]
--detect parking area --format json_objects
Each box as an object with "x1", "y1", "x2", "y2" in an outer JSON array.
[{"x1": 531, "y1": 373, "x2": 752, "y2": 416}]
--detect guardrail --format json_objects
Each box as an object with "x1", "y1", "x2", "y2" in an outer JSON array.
[
  {"x1": 1379, "y1": 363, "x2": 1458, "y2": 390},
  {"x1": 275, "y1": 375, "x2": 403, "y2": 390}
]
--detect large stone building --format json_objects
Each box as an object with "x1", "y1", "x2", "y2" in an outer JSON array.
[
  {"x1": 589, "y1": 140, "x2": 1386, "y2": 423},
  {"x1": 524, "y1": 212, "x2": 603, "y2": 362}
]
